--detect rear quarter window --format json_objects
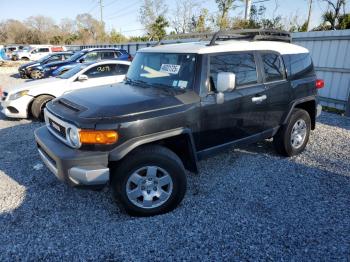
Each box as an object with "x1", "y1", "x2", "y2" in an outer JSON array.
[{"x1": 282, "y1": 53, "x2": 315, "y2": 79}]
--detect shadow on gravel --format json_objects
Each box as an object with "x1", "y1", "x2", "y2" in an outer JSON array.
[
  {"x1": 318, "y1": 112, "x2": 350, "y2": 131},
  {"x1": 0, "y1": 118, "x2": 349, "y2": 261}
]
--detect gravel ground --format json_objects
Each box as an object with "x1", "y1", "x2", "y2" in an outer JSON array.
[{"x1": 0, "y1": 73, "x2": 349, "y2": 261}]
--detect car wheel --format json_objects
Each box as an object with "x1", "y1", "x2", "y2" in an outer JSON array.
[
  {"x1": 273, "y1": 108, "x2": 311, "y2": 157},
  {"x1": 31, "y1": 95, "x2": 54, "y2": 121},
  {"x1": 30, "y1": 70, "x2": 44, "y2": 79},
  {"x1": 111, "y1": 145, "x2": 187, "y2": 216}
]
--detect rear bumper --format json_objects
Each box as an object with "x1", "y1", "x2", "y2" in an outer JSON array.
[
  {"x1": 316, "y1": 104, "x2": 322, "y2": 118},
  {"x1": 35, "y1": 126, "x2": 110, "y2": 187}
]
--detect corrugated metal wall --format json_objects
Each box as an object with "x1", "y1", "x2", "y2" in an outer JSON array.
[
  {"x1": 74, "y1": 30, "x2": 350, "y2": 113},
  {"x1": 292, "y1": 30, "x2": 350, "y2": 112}
]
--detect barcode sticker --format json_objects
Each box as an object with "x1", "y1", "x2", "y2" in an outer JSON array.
[{"x1": 160, "y1": 64, "x2": 181, "y2": 75}]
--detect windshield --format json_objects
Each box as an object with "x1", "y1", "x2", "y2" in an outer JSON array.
[
  {"x1": 38, "y1": 54, "x2": 52, "y2": 63},
  {"x1": 126, "y1": 52, "x2": 196, "y2": 90},
  {"x1": 57, "y1": 64, "x2": 87, "y2": 79},
  {"x1": 68, "y1": 51, "x2": 85, "y2": 62}
]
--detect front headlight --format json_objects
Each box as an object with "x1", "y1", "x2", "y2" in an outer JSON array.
[
  {"x1": 9, "y1": 90, "x2": 29, "y2": 100},
  {"x1": 68, "y1": 127, "x2": 80, "y2": 147}
]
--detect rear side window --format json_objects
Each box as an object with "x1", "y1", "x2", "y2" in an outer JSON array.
[
  {"x1": 261, "y1": 53, "x2": 284, "y2": 82},
  {"x1": 210, "y1": 53, "x2": 258, "y2": 89},
  {"x1": 101, "y1": 51, "x2": 116, "y2": 59},
  {"x1": 283, "y1": 53, "x2": 314, "y2": 79},
  {"x1": 115, "y1": 64, "x2": 129, "y2": 75}
]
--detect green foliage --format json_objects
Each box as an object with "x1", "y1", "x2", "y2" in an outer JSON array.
[
  {"x1": 109, "y1": 29, "x2": 128, "y2": 43},
  {"x1": 148, "y1": 15, "x2": 169, "y2": 41}
]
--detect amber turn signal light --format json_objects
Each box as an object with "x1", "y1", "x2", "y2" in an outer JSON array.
[{"x1": 79, "y1": 130, "x2": 118, "y2": 144}]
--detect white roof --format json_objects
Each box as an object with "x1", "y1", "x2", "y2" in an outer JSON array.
[{"x1": 140, "y1": 40, "x2": 309, "y2": 55}]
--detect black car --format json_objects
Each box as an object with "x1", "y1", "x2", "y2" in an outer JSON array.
[
  {"x1": 37, "y1": 48, "x2": 132, "y2": 79},
  {"x1": 18, "y1": 52, "x2": 74, "y2": 79},
  {"x1": 35, "y1": 30, "x2": 324, "y2": 216}
]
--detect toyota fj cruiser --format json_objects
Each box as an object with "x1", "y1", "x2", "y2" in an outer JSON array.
[{"x1": 34, "y1": 30, "x2": 323, "y2": 216}]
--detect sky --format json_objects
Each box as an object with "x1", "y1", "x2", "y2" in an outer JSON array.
[{"x1": 0, "y1": 0, "x2": 348, "y2": 36}]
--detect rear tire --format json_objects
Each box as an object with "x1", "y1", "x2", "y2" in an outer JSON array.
[
  {"x1": 31, "y1": 95, "x2": 54, "y2": 121},
  {"x1": 111, "y1": 145, "x2": 187, "y2": 216},
  {"x1": 273, "y1": 108, "x2": 311, "y2": 157}
]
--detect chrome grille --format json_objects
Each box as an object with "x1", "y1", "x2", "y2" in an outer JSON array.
[{"x1": 44, "y1": 109, "x2": 80, "y2": 148}]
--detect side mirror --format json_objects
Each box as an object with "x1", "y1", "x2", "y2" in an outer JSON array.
[
  {"x1": 79, "y1": 58, "x2": 85, "y2": 63},
  {"x1": 78, "y1": 74, "x2": 88, "y2": 81},
  {"x1": 216, "y1": 72, "x2": 236, "y2": 93},
  {"x1": 215, "y1": 72, "x2": 236, "y2": 104}
]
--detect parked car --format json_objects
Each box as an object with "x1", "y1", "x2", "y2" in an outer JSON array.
[
  {"x1": 18, "y1": 52, "x2": 74, "y2": 79},
  {"x1": 38, "y1": 48, "x2": 132, "y2": 79},
  {"x1": 34, "y1": 30, "x2": 324, "y2": 216},
  {"x1": 13, "y1": 45, "x2": 66, "y2": 61},
  {"x1": 1, "y1": 60, "x2": 130, "y2": 120}
]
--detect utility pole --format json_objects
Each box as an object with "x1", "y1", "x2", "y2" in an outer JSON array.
[
  {"x1": 244, "y1": 0, "x2": 252, "y2": 20},
  {"x1": 98, "y1": 0, "x2": 104, "y2": 25},
  {"x1": 306, "y1": 0, "x2": 312, "y2": 31}
]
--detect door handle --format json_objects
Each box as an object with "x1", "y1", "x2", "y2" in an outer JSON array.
[{"x1": 251, "y1": 94, "x2": 267, "y2": 103}]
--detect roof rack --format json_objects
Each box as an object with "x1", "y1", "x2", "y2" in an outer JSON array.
[{"x1": 207, "y1": 29, "x2": 291, "y2": 45}]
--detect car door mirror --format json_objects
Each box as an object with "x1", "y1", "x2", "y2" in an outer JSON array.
[
  {"x1": 217, "y1": 72, "x2": 236, "y2": 93},
  {"x1": 78, "y1": 74, "x2": 88, "y2": 81},
  {"x1": 215, "y1": 72, "x2": 236, "y2": 104},
  {"x1": 79, "y1": 58, "x2": 85, "y2": 63}
]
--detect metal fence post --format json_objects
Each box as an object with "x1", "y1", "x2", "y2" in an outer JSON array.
[{"x1": 346, "y1": 81, "x2": 350, "y2": 117}]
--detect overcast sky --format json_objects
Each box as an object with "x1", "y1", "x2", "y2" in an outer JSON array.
[{"x1": 1, "y1": 0, "x2": 349, "y2": 36}]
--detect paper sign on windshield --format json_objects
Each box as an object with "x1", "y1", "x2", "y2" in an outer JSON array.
[{"x1": 160, "y1": 64, "x2": 181, "y2": 75}]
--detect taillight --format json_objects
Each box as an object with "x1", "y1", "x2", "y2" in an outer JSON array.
[
  {"x1": 315, "y1": 79, "x2": 324, "y2": 89},
  {"x1": 128, "y1": 55, "x2": 133, "y2": 61}
]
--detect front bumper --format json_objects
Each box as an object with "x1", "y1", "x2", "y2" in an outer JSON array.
[
  {"x1": 1, "y1": 95, "x2": 33, "y2": 118},
  {"x1": 35, "y1": 126, "x2": 110, "y2": 187}
]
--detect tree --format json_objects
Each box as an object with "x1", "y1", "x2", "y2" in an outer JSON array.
[
  {"x1": 139, "y1": 0, "x2": 168, "y2": 35},
  {"x1": 148, "y1": 15, "x2": 169, "y2": 41},
  {"x1": 190, "y1": 8, "x2": 211, "y2": 32},
  {"x1": 25, "y1": 16, "x2": 56, "y2": 43},
  {"x1": 215, "y1": 0, "x2": 238, "y2": 29},
  {"x1": 320, "y1": 0, "x2": 346, "y2": 29},
  {"x1": 171, "y1": 0, "x2": 199, "y2": 34},
  {"x1": 76, "y1": 13, "x2": 104, "y2": 44},
  {"x1": 109, "y1": 29, "x2": 127, "y2": 43},
  {"x1": 339, "y1": 13, "x2": 350, "y2": 29}
]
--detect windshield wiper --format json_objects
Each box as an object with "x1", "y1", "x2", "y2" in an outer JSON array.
[{"x1": 125, "y1": 77, "x2": 151, "y2": 88}]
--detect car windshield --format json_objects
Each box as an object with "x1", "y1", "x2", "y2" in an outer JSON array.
[
  {"x1": 68, "y1": 51, "x2": 85, "y2": 62},
  {"x1": 126, "y1": 52, "x2": 196, "y2": 90},
  {"x1": 38, "y1": 54, "x2": 52, "y2": 63},
  {"x1": 57, "y1": 64, "x2": 87, "y2": 79}
]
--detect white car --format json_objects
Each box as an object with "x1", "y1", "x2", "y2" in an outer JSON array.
[
  {"x1": 1, "y1": 60, "x2": 130, "y2": 120},
  {"x1": 15, "y1": 45, "x2": 66, "y2": 61}
]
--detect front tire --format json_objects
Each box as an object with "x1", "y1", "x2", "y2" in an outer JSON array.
[
  {"x1": 30, "y1": 69, "x2": 44, "y2": 79},
  {"x1": 31, "y1": 95, "x2": 54, "y2": 120},
  {"x1": 273, "y1": 108, "x2": 311, "y2": 156},
  {"x1": 111, "y1": 145, "x2": 187, "y2": 216}
]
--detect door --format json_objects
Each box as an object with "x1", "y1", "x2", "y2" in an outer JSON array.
[
  {"x1": 258, "y1": 52, "x2": 291, "y2": 130},
  {"x1": 30, "y1": 48, "x2": 50, "y2": 61},
  {"x1": 69, "y1": 64, "x2": 124, "y2": 91},
  {"x1": 197, "y1": 52, "x2": 268, "y2": 150}
]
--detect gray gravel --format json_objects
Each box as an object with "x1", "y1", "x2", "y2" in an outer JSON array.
[{"x1": 0, "y1": 74, "x2": 350, "y2": 261}]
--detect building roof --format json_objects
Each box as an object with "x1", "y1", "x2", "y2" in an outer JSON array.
[{"x1": 140, "y1": 40, "x2": 309, "y2": 55}]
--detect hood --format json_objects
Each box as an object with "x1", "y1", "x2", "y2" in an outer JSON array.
[
  {"x1": 6, "y1": 78, "x2": 64, "y2": 94},
  {"x1": 50, "y1": 83, "x2": 200, "y2": 121}
]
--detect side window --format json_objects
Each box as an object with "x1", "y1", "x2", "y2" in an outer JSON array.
[
  {"x1": 84, "y1": 64, "x2": 116, "y2": 78},
  {"x1": 84, "y1": 52, "x2": 99, "y2": 62},
  {"x1": 285, "y1": 53, "x2": 314, "y2": 79},
  {"x1": 115, "y1": 64, "x2": 129, "y2": 75},
  {"x1": 261, "y1": 53, "x2": 284, "y2": 82},
  {"x1": 210, "y1": 53, "x2": 258, "y2": 91},
  {"x1": 38, "y1": 48, "x2": 50, "y2": 53},
  {"x1": 101, "y1": 51, "x2": 116, "y2": 59},
  {"x1": 64, "y1": 54, "x2": 73, "y2": 59}
]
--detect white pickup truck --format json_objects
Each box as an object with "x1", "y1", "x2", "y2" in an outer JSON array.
[{"x1": 14, "y1": 45, "x2": 66, "y2": 61}]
